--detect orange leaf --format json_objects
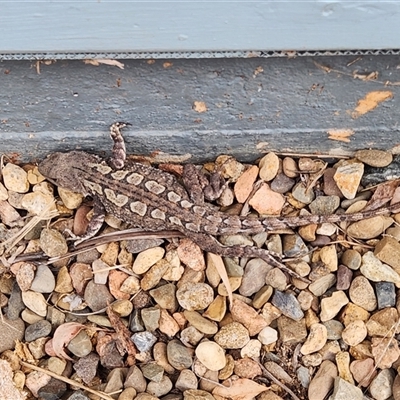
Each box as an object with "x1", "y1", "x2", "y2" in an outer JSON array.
[
  {"x1": 52, "y1": 322, "x2": 86, "y2": 360},
  {"x1": 213, "y1": 378, "x2": 268, "y2": 400}
]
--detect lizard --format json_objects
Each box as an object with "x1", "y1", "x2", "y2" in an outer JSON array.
[{"x1": 38, "y1": 122, "x2": 400, "y2": 279}]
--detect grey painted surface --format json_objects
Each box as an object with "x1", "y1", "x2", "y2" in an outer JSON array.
[
  {"x1": 2, "y1": 2, "x2": 400, "y2": 55},
  {"x1": 1, "y1": 56, "x2": 400, "y2": 162}
]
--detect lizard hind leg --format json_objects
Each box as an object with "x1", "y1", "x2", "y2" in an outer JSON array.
[
  {"x1": 187, "y1": 232, "x2": 308, "y2": 282},
  {"x1": 109, "y1": 122, "x2": 131, "y2": 170}
]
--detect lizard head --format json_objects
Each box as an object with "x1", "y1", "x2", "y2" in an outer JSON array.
[{"x1": 38, "y1": 151, "x2": 101, "y2": 194}]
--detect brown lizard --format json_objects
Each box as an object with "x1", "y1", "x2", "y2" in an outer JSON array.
[{"x1": 38, "y1": 122, "x2": 400, "y2": 278}]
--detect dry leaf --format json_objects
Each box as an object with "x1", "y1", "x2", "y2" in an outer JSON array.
[
  {"x1": 353, "y1": 71, "x2": 378, "y2": 81},
  {"x1": 192, "y1": 101, "x2": 208, "y2": 113},
  {"x1": 364, "y1": 180, "x2": 400, "y2": 211},
  {"x1": 52, "y1": 322, "x2": 86, "y2": 360},
  {"x1": 207, "y1": 253, "x2": 232, "y2": 305},
  {"x1": 327, "y1": 129, "x2": 355, "y2": 143},
  {"x1": 84, "y1": 59, "x2": 124, "y2": 69},
  {"x1": 352, "y1": 90, "x2": 393, "y2": 118},
  {"x1": 213, "y1": 378, "x2": 268, "y2": 400}
]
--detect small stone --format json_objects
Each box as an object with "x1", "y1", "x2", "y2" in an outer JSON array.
[
  {"x1": 347, "y1": 216, "x2": 394, "y2": 239},
  {"x1": 183, "y1": 389, "x2": 215, "y2": 400},
  {"x1": 371, "y1": 337, "x2": 400, "y2": 369},
  {"x1": 308, "y1": 360, "x2": 338, "y2": 400},
  {"x1": 38, "y1": 377, "x2": 67, "y2": 400},
  {"x1": 333, "y1": 160, "x2": 364, "y2": 199},
  {"x1": 249, "y1": 183, "x2": 285, "y2": 215},
  {"x1": 360, "y1": 251, "x2": 400, "y2": 288},
  {"x1": 341, "y1": 249, "x2": 361, "y2": 270},
  {"x1": 125, "y1": 365, "x2": 147, "y2": 392},
  {"x1": 184, "y1": 310, "x2": 218, "y2": 335},
  {"x1": 181, "y1": 326, "x2": 204, "y2": 347},
  {"x1": 330, "y1": 377, "x2": 362, "y2": 400},
  {"x1": 309, "y1": 196, "x2": 340, "y2": 215},
  {"x1": 54, "y1": 266, "x2": 73, "y2": 293},
  {"x1": 230, "y1": 299, "x2": 268, "y2": 336},
  {"x1": 369, "y1": 368, "x2": 394, "y2": 400},
  {"x1": 0, "y1": 317, "x2": 25, "y2": 352},
  {"x1": 282, "y1": 234, "x2": 308, "y2": 258},
  {"x1": 149, "y1": 283, "x2": 178, "y2": 311},
  {"x1": 366, "y1": 307, "x2": 398, "y2": 337},
  {"x1": 214, "y1": 322, "x2": 250, "y2": 349},
  {"x1": 70, "y1": 263, "x2": 93, "y2": 295},
  {"x1": 21, "y1": 191, "x2": 57, "y2": 215},
  {"x1": 341, "y1": 320, "x2": 367, "y2": 346},
  {"x1": 195, "y1": 341, "x2": 226, "y2": 371},
  {"x1": 335, "y1": 351, "x2": 354, "y2": 384},
  {"x1": 167, "y1": 340, "x2": 193, "y2": 370},
  {"x1": 0, "y1": 182, "x2": 8, "y2": 201},
  {"x1": 375, "y1": 281, "x2": 396, "y2": 309},
  {"x1": 259, "y1": 152, "x2": 280, "y2": 182},
  {"x1": 0, "y1": 200, "x2": 22, "y2": 226},
  {"x1": 119, "y1": 388, "x2": 137, "y2": 400},
  {"x1": 84, "y1": 281, "x2": 114, "y2": 312},
  {"x1": 21, "y1": 290, "x2": 47, "y2": 316},
  {"x1": 323, "y1": 320, "x2": 344, "y2": 340},
  {"x1": 91, "y1": 258, "x2": 110, "y2": 285},
  {"x1": 277, "y1": 316, "x2": 307, "y2": 344},
  {"x1": 67, "y1": 330, "x2": 93, "y2": 358},
  {"x1": 141, "y1": 259, "x2": 170, "y2": 291},
  {"x1": 374, "y1": 236, "x2": 400, "y2": 274},
  {"x1": 355, "y1": 149, "x2": 393, "y2": 167},
  {"x1": 297, "y1": 290, "x2": 314, "y2": 311},
  {"x1": 264, "y1": 361, "x2": 293, "y2": 384},
  {"x1": 350, "y1": 358, "x2": 376, "y2": 387},
  {"x1": 58, "y1": 187, "x2": 83, "y2": 209},
  {"x1": 40, "y1": 228, "x2": 68, "y2": 257},
  {"x1": 340, "y1": 302, "x2": 370, "y2": 326},
  {"x1": 240, "y1": 339, "x2": 262, "y2": 358},
  {"x1": 300, "y1": 323, "x2": 327, "y2": 355},
  {"x1": 320, "y1": 291, "x2": 349, "y2": 322},
  {"x1": 271, "y1": 290, "x2": 304, "y2": 321},
  {"x1": 336, "y1": 265, "x2": 353, "y2": 290},
  {"x1": 297, "y1": 366, "x2": 311, "y2": 389},
  {"x1": 265, "y1": 268, "x2": 287, "y2": 291},
  {"x1": 177, "y1": 239, "x2": 205, "y2": 271},
  {"x1": 258, "y1": 326, "x2": 278, "y2": 345},
  {"x1": 349, "y1": 276, "x2": 377, "y2": 311},
  {"x1": 153, "y1": 342, "x2": 175, "y2": 374},
  {"x1": 73, "y1": 353, "x2": 100, "y2": 385},
  {"x1": 203, "y1": 295, "x2": 226, "y2": 322},
  {"x1": 270, "y1": 172, "x2": 295, "y2": 194},
  {"x1": 291, "y1": 182, "x2": 315, "y2": 204},
  {"x1": 159, "y1": 309, "x2": 180, "y2": 337},
  {"x1": 132, "y1": 331, "x2": 157, "y2": 352},
  {"x1": 239, "y1": 259, "x2": 272, "y2": 296},
  {"x1": 234, "y1": 165, "x2": 259, "y2": 203},
  {"x1": 119, "y1": 275, "x2": 141, "y2": 295},
  {"x1": 25, "y1": 319, "x2": 52, "y2": 342},
  {"x1": 14, "y1": 262, "x2": 35, "y2": 292},
  {"x1": 176, "y1": 282, "x2": 214, "y2": 311},
  {"x1": 110, "y1": 299, "x2": 132, "y2": 317},
  {"x1": 175, "y1": 369, "x2": 198, "y2": 391},
  {"x1": 147, "y1": 375, "x2": 173, "y2": 397},
  {"x1": 141, "y1": 307, "x2": 161, "y2": 332},
  {"x1": 30, "y1": 264, "x2": 55, "y2": 293},
  {"x1": 215, "y1": 155, "x2": 245, "y2": 180},
  {"x1": 3, "y1": 163, "x2": 29, "y2": 193},
  {"x1": 132, "y1": 247, "x2": 165, "y2": 274},
  {"x1": 308, "y1": 273, "x2": 336, "y2": 296},
  {"x1": 234, "y1": 357, "x2": 262, "y2": 379},
  {"x1": 141, "y1": 363, "x2": 164, "y2": 383}
]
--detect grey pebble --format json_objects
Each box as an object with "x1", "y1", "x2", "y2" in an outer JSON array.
[
  {"x1": 25, "y1": 319, "x2": 52, "y2": 342},
  {"x1": 37, "y1": 377, "x2": 67, "y2": 400},
  {"x1": 336, "y1": 265, "x2": 353, "y2": 291},
  {"x1": 375, "y1": 281, "x2": 396, "y2": 309},
  {"x1": 84, "y1": 280, "x2": 114, "y2": 312},
  {"x1": 132, "y1": 331, "x2": 158, "y2": 352},
  {"x1": 309, "y1": 195, "x2": 340, "y2": 215},
  {"x1": 297, "y1": 366, "x2": 311, "y2": 388},
  {"x1": 30, "y1": 264, "x2": 55, "y2": 293},
  {"x1": 323, "y1": 320, "x2": 344, "y2": 340},
  {"x1": 271, "y1": 290, "x2": 304, "y2": 321},
  {"x1": 73, "y1": 353, "x2": 100, "y2": 385},
  {"x1": 167, "y1": 340, "x2": 193, "y2": 370},
  {"x1": 270, "y1": 172, "x2": 295, "y2": 194},
  {"x1": 6, "y1": 281, "x2": 25, "y2": 320},
  {"x1": 130, "y1": 309, "x2": 145, "y2": 333},
  {"x1": 0, "y1": 317, "x2": 25, "y2": 353},
  {"x1": 64, "y1": 391, "x2": 90, "y2": 400}
]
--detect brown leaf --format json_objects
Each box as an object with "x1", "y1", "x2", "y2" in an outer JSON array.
[
  {"x1": 364, "y1": 180, "x2": 400, "y2": 211},
  {"x1": 207, "y1": 253, "x2": 232, "y2": 305},
  {"x1": 52, "y1": 322, "x2": 86, "y2": 360},
  {"x1": 84, "y1": 59, "x2": 124, "y2": 69},
  {"x1": 213, "y1": 378, "x2": 268, "y2": 400}
]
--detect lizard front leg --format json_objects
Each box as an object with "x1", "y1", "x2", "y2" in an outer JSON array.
[
  {"x1": 108, "y1": 122, "x2": 131, "y2": 170},
  {"x1": 186, "y1": 232, "x2": 308, "y2": 282}
]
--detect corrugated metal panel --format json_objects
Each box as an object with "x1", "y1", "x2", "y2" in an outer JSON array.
[{"x1": 1, "y1": 1, "x2": 400, "y2": 59}]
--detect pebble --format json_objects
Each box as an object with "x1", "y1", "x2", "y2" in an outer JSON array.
[
  {"x1": 149, "y1": 283, "x2": 178, "y2": 311},
  {"x1": 40, "y1": 228, "x2": 68, "y2": 257},
  {"x1": 369, "y1": 368, "x2": 394, "y2": 400},
  {"x1": 282, "y1": 157, "x2": 298, "y2": 178},
  {"x1": 119, "y1": 275, "x2": 141, "y2": 295},
  {"x1": 375, "y1": 281, "x2": 396, "y2": 309},
  {"x1": 234, "y1": 165, "x2": 259, "y2": 203},
  {"x1": 323, "y1": 320, "x2": 344, "y2": 340},
  {"x1": 183, "y1": 389, "x2": 215, "y2": 400},
  {"x1": 282, "y1": 234, "x2": 308, "y2": 258},
  {"x1": 0, "y1": 317, "x2": 25, "y2": 352},
  {"x1": 341, "y1": 320, "x2": 367, "y2": 346},
  {"x1": 0, "y1": 200, "x2": 23, "y2": 226},
  {"x1": 271, "y1": 290, "x2": 304, "y2": 321},
  {"x1": 38, "y1": 377, "x2": 67, "y2": 400},
  {"x1": 214, "y1": 322, "x2": 250, "y2": 349},
  {"x1": 21, "y1": 290, "x2": 48, "y2": 316},
  {"x1": 240, "y1": 339, "x2": 262, "y2": 358},
  {"x1": 341, "y1": 302, "x2": 370, "y2": 327},
  {"x1": 320, "y1": 290, "x2": 349, "y2": 322},
  {"x1": 264, "y1": 361, "x2": 293, "y2": 385},
  {"x1": 25, "y1": 319, "x2": 52, "y2": 342},
  {"x1": 277, "y1": 315, "x2": 307, "y2": 344},
  {"x1": 141, "y1": 259, "x2": 170, "y2": 291},
  {"x1": 67, "y1": 330, "x2": 93, "y2": 358},
  {"x1": 239, "y1": 259, "x2": 272, "y2": 296},
  {"x1": 374, "y1": 236, "x2": 400, "y2": 273},
  {"x1": 14, "y1": 262, "x2": 35, "y2": 292},
  {"x1": 215, "y1": 155, "x2": 245, "y2": 180},
  {"x1": 348, "y1": 275, "x2": 377, "y2": 311},
  {"x1": 177, "y1": 239, "x2": 205, "y2": 271},
  {"x1": 54, "y1": 266, "x2": 73, "y2": 293},
  {"x1": 84, "y1": 280, "x2": 114, "y2": 312},
  {"x1": 319, "y1": 244, "x2": 338, "y2": 271},
  {"x1": 70, "y1": 263, "x2": 93, "y2": 295},
  {"x1": 0, "y1": 182, "x2": 8, "y2": 201},
  {"x1": 147, "y1": 375, "x2": 173, "y2": 397},
  {"x1": 335, "y1": 351, "x2": 354, "y2": 384},
  {"x1": 360, "y1": 251, "x2": 400, "y2": 288},
  {"x1": 270, "y1": 172, "x2": 295, "y2": 194},
  {"x1": 141, "y1": 363, "x2": 164, "y2": 382},
  {"x1": 30, "y1": 264, "x2": 56, "y2": 293},
  {"x1": 308, "y1": 273, "x2": 336, "y2": 296},
  {"x1": 330, "y1": 377, "x2": 362, "y2": 400},
  {"x1": 349, "y1": 358, "x2": 376, "y2": 387},
  {"x1": 132, "y1": 331, "x2": 157, "y2": 352},
  {"x1": 195, "y1": 341, "x2": 226, "y2": 371},
  {"x1": 371, "y1": 337, "x2": 400, "y2": 369},
  {"x1": 347, "y1": 215, "x2": 394, "y2": 239},
  {"x1": 58, "y1": 187, "x2": 83, "y2": 209},
  {"x1": 21, "y1": 191, "x2": 57, "y2": 215},
  {"x1": 167, "y1": 340, "x2": 193, "y2": 370},
  {"x1": 249, "y1": 183, "x2": 285, "y2": 214},
  {"x1": 291, "y1": 182, "x2": 315, "y2": 204},
  {"x1": 354, "y1": 149, "x2": 393, "y2": 167},
  {"x1": 132, "y1": 247, "x2": 165, "y2": 274},
  {"x1": 258, "y1": 326, "x2": 278, "y2": 345},
  {"x1": 309, "y1": 195, "x2": 340, "y2": 215},
  {"x1": 176, "y1": 282, "x2": 214, "y2": 311},
  {"x1": 234, "y1": 358, "x2": 262, "y2": 379},
  {"x1": 153, "y1": 342, "x2": 175, "y2": 375},
  {"x1": 181, "y1": 326, "x2": 204, "y2": 347},
  {"x1": 341, "y1": 249, "x2": 361, "y2": 270},
  {"x1": 230, "y1": 299, "x2": 268, "y2": 336},
  {"x1": 265, "y1": 268, "x2": 287, "y2": 290},
  {"x1": 73, "y1": 353, "x2": 100, "y2": 385},
  {"x1": 183, "y1": 310, "x2": 218, "y2": 335},
  {"x1": 333, "y1": 160, "x2": 364, "y2": 199},
  {"x1": 3, "y1": 163, "x2": 29, "y2": 193},
  {"x1": 308, "y1": 360, "x2": 338, "y2": 400},
  {"x1": 141, "y1": 307, "x2": 161, "y2": 332},
  {"x1": 125, "y1": 365, "x2": 147, "y2": 392},
  {"x1": 203, "y1": 295, "x2": 226, "y2": 322},
  {"x1": 175, "y1": 369, "x2": 198, "y2": 391},
  {"x1": 366, "y1": 307, "x2": 398, "y2": 337},
  {"x1": 297, "y1": 290, "x2": 314, "y2": 311},
  {"x1": 300, "y1": 323, "x2": 327, "y2": 355},
  {"x1": 297, "y1": 366, "x2": 310, "y2": 389},
  {"x1": 259, "y1": 152, "x2": 280, "y2": 181}
]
